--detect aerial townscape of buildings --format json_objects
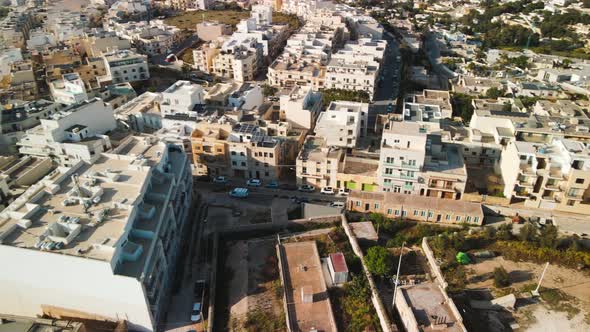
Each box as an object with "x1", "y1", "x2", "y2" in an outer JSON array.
[{"x1": 1, "y1": 0, "x2": 590, "y2": 331}]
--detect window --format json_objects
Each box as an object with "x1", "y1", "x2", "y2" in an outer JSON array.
[
  {"x1": 241, "y1": 162, "x2": 246, "y2": 166},
  {"x1": 446, "y1": 215, "x2": 451, "y2": 220},
  {"x1": 474, "y1": 217, "x2": 479, "y2": 223},
  {"x1": 576, "y1": 178, "x2": 584, "y2": 184},
  {"x1": 466, "y1": 216, "x2": 472, "y2": 222},
  {"x1": 387, "y1": 208, "x2": 393, "y2": 215},
  {"x1": 231, "y1": 151, "x2": 236, "y2": 155},
  {"x1": 232, "y1": 161, "x2": 237, "y2": 166},
  {"x1": 269, "y1": 153, "x2": 273, "y2": 158},
  {"x1": 402, "y1": 210, "x2": 408, "y2": 217},
  {"x1": 567, "y1": 200, "x2": 575, "y2": 206},
  {"x1": 356, "y1": 201, "x2": 361, "y2": 207},
  {"x1": 428, "y1": 211, "x2": 433, "y2": 218},
  {"x1": 413, "y1": 210, "x2": 418, "y2": 216},
  {"x1": 455, "y1": 216, "x2": 461, "y2": 222},
  {"x1": 385, "y1": 168, "x2": 393, "y2": 174},
  {"x1": 420, "y1": 211, "x2": 426, "y2": 217},
  {"x1": 394, "y1": 209, "x2": 400, "y2": 216},
  {"x1": 386, "y1": 157, "x2": 394, "y2": 164}
]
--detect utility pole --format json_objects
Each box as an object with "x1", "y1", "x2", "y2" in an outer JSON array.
[
  {"x1": 532, "y1": 262, "x2": 549, "y2": 297},
  {"x1": 392, "y1": 241, "x2": 405, "y2": 308}
]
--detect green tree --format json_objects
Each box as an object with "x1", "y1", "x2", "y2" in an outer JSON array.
[
  {"x1": 0, "y1": 7, "x2": 9, "y2": 19},
  {"x1": 452, "y1": 93, "x2": 475, "y2": 123},
  {"x1": 493, "y1": 266, "x2": 511, "y2": 288},
  {"x1": 519, "y1": 223, "x2": 538, "y2": 242},
  {"x1": 539, "y1": 224, "x2": 558, "y2": 248},
  {"x1": 261, "y1": 84, "x2": 278, "y2": 97},
  {"x1": 364, "y1": 246, "x2": 393, "y2": 277},
  {"x1": 497, "y1": 223, "x2": 513, "y2": 241},
  {"x1": 485, "y1": 87, "x2": 505, "y2": 99}
]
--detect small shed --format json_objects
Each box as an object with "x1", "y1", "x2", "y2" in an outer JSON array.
[{"x1": 328, "y1": 252, "x2": 349, "y2": 284}]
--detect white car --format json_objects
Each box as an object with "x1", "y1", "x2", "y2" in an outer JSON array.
[
  {"x1": 321, "y1": 186, "x2": 335, "y2": 195},
  {"x1": 330, "y1": 201, "x2": 345, "y2": 208},
  {"x1": 213, "y1": 176, "x2": 228, "y2": 184},
  {"x1": 191, "y1": 302, "x2": 202, "y2": 322},
  {"x1": 337, "y1": 188, "x2": 350, "y2": 196},
  {"x1": 246, "y1": 178, "x2": 262, "y2": 187}
]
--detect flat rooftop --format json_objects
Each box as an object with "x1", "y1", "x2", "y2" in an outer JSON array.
[
  {"x1": 279, "y1": 241, "x2": 337, "y2": 332},
  {"x1": 400, "y1": 283, "x2": 464, "y2": 332}
]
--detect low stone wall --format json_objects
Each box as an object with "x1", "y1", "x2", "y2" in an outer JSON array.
[
  {"x1": 289, "y1": 215, "x2": 342, "y2": 225},
  {"x1": 341, "y1": 215, "x2": 397, "y2": 332},
  {"x1": 276, "y1": 243, "x2": 294, "y2": 332},
  {"x1": 421, "y1": 237, "x2": 448, "y2": 289},
  {"x1": 422, "y1": 237, "x2": 467, "y2": 332}
]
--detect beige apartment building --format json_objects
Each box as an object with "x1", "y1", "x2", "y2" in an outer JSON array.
[
  {"x1": 500, "y1": 139, "x2": 590, "y2": 214},
  {"x1": 347, "y1": 191, "x2": 484, "y2": 225},
  {"x1": 196, "y1": 22, "x2": 232, "y2": 42},
  {"x1": 296, "y1": 136, "x2": 344, "y2": 188},
  {"x1": 191, "y1": 122, "x2": 284, "y2": 180}
]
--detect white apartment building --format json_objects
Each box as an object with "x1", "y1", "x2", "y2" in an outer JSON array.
[
  {"x1": 0, "y1": 99, "x2": 62, "y2": 154},
  {"x1": 324, "y1": 58, "x2": 379, "y2": 99},
  {"x1": 194, "y1": 36, "x2": 263, "y2": 82},
  {"x1": 106, "y1": 20, "x2": 181, "y2": 56},
  {"x1": 102, "y1": 49, "x2": 149, "y2": 84},
  {"x1": 159, "y1": 81, "x2": 205, "y2": 118},
  {"x1": 165, "y1": 0, "x2": 212, "y2": 10},
  {"x1": 18, "y1": 98, "x2": 117, "y2": 166},
  {"x1": 251, "y1": 4, "x2": 273, "y2": 26},
  {"x1": 314, "y1": 101, "x2": 368, "y2": 148},
  {"x1": 0, "y1": 135, "x2": 193, "y2": 330},
  {"x1": 48, "y1": 73, "x2": 89, "y2": 106},
  {"x1": 115, "y1": 92, "x2": 162, "y2": 132},
  {"x1": 500, "y1": 139, "x2": 590, "y2": 214},
  {"x1": 378, "y1": 122, "x2": 467, "y2": 199},
  {"x1": 279, "y1": 85, "x2": 323, "y2": 130}
]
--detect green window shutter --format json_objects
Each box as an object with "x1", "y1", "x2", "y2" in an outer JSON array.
[{"x1": 346, "y1": 181, "x2": 357, "y2": 190}]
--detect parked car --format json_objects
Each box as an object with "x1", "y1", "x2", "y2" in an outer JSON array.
[
  {"x1": 330, "y1": 201, "x2": 345, "y2": 208},
  {"x1": 213, "y1": 176, "x2": 228, "y2": 184},
  {"x1": 298, "y1": 184, "x2": 315, "y2": 193},
  {"x1": 337, "y1": 188, "x2": 350, "y2": 196},
  {"x1": 229, "y1": 188, "x2": 249, "y2": 198},
  {"x1": 321, "y1": 186, "x2": 336, "y2": 195},
  {"x1": 190, "y1": 303, "x2": 202, "y2": 322},
  {"x1": 265, "y1": 181, "x2": 279, "y2": 188},
  {"x1": 165, "y1": 54, "x2": 177, "y2": 62},
  {"x1": 246, "y1": 178, "x2": 262, "y2": 187}
]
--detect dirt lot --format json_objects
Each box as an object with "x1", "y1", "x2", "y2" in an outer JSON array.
[
  {"x1": 465, "y1": 256, "x2": 590, "y2": 330},
  {"x1": 224, "y1": 238, "x2": 284, "y2": 330},
  {"x1": 467, "y1": 256, "x2": 590, "y2": 305}
]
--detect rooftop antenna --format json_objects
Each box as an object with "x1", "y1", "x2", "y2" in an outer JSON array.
[
  {"x1": 392, "y1": 241, "x2": 406, "y2": 308},
  {"x1": 532, "y1": 262, "x2": 549, "y2": 297}
]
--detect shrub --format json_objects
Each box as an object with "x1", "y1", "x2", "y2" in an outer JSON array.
[{"x1": 493, "y1": 266, "x2": 511, "y2": 288}]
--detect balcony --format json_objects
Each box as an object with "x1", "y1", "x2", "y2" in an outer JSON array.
[
  {"x1": 520, "y1": 164, "x2": 536, "y2": 175},
  {"x1": 383, "y1": 172, "x2": 416, "y2": 181}
]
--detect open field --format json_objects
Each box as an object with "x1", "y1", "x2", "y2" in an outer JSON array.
[
  {"x1": 165, "y1": 10, "x2": 250, "y2": 30},
  {"x1": 164, "y1": 10, "x2": 300, "y2": 31}
]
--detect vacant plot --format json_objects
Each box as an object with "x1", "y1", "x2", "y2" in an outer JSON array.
[
  {"x1": 165, "y1": 10, "x2": 251, "y2": 30},
  {"x1": 223, "y1": 238, "x2": 285, "y2": 331},
  {"x1": 522, "y1": 303, "x2": 590, "y2": 332}
]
